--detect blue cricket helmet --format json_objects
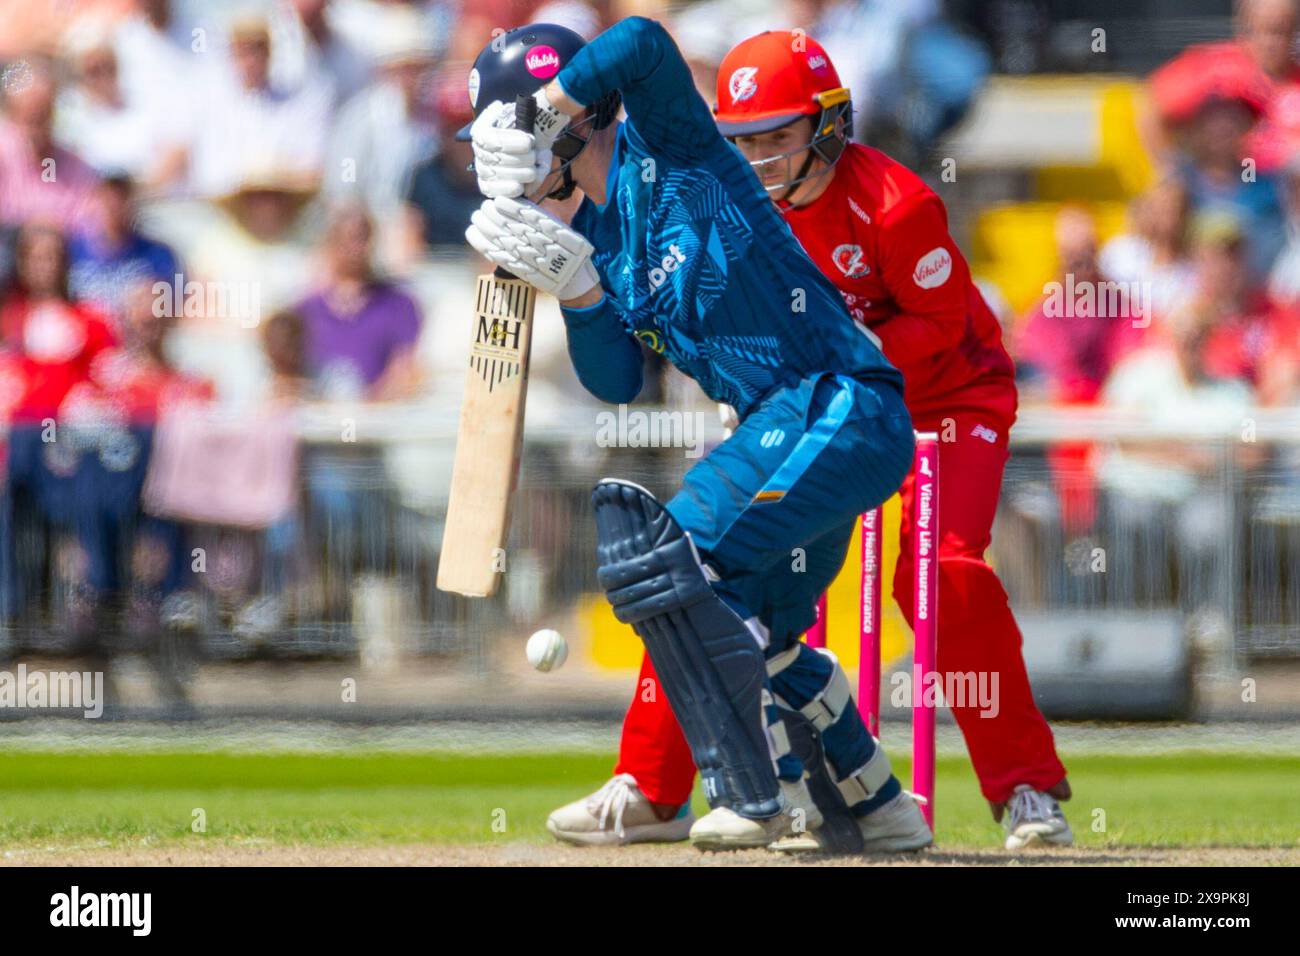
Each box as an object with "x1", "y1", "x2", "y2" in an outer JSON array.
[{"x1": 457, "y1": 23, "x2": 595, "y2": 141}]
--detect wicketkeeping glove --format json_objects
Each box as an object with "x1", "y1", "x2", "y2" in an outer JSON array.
[
  {"x1": 466, "y1": 195, "x2": 600, "y2": 301},
  {"x1": 470, "y1": 92, "x2": 571, "y2": 199}
]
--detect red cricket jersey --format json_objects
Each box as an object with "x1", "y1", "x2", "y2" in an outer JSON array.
[{"x1": 781, "y1": 143, "x2": 1016, "y2": 425}]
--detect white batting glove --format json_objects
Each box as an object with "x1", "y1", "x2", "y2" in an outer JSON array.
[
  {"x1": 471, "y1": 100, "x2": 543, "y2": 199},
  {"x1": 470, "y1": 93, "x2": 570, "y2": 199},
  {"x1": 466, "y1": 196, "x2": 600, "y2": 301}
]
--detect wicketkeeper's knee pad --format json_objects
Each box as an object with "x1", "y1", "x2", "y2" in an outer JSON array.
[{"x1": 593, "y1": 478, "x2": 781, "y2": 819}]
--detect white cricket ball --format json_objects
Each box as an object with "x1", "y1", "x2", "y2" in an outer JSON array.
[{"x1": 526, "y1": 628, "x2": 568, "y2": 672}]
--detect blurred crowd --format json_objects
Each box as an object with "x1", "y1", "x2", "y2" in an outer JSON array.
[
  {"x1": 0, "y1": 0, "x2": 1296, "y2": 669},
  {"x1": 1016, "y1": 0, "x2": 1300, "y2": 418},
  {"x1": 0, "y1": 0, "x2": 988, "y2": 664}
]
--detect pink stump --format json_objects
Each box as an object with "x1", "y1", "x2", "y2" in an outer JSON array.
[
  {"x1": 806, "y1": 593, "x2": 828, "y2": 649},
  {"x1": 858, "y1": 506, "x2": 883, "y2": 737},
  {"x1": 911, "y1": 432, "x2": 940, "y2": 830}
]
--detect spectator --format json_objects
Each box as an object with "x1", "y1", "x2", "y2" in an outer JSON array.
[
  {"x1": 84, "y1": 277, "x2": 213, "y2": 421},
  {"x1": 1147, "y1": 0, "x2": 1300, "y2": 175},
  {"x1": 1175, "y1": 93, "x2": 1287, "y2": 279},
  {"x1": 1014, "y1": 206, "x2": 1147, "y2": 537},
  {"x1": 0, "y1": 58, "x2": 99, "y2": 229},
  {"x1": 1098, "y1": 219, "x2": 1264, "y2": 621},
  {"x1": 296, "y1": 203, "x2": 425, "y2": 401},
  {"x1": 269, "y1": 0, "x2": 372, "y2": 104},
  {"x1": 113, "y1": 0, "x2": 196, "y2": 109},
  {"x1": 194, "y1": 164, "x2": 318, "y2": 314},
  {"x1": 187, "y1": 12, "x2": 331, "y2": 199},
  {"x1": 324, "y1": 26, "x2": 439, "y2": 261},
  {"x1": 177, "y1": 164, "x2": 317, "y2": 404},
  {"x1": 672, "y1": 1, "x2": 734, "y2": 101},
  {"x1": 1179, "y1": 210, "x2": 1280, "y2": 388},
  {"x1": 0, "y1": 225, "x2": 116, "y2": 641},
  {"x1": 1, "y1": 224, "x2": 115, "y2": 424},
  {"x1": 1014, "y1": 206, "x2": 1144, "y2": 404},
  {"x1": 403, "y1": 69, "x2": 481, "y2": 253},
  {"x1": 67, "y1": 174, "x2": 179, "y2": 329},
  {"x1": 1099, "y1": 177, "x2": 1197, "y2": 323},
  {"x1": 54, "y1": 18, "x2": 160, "y2": 179},
  {"x1": 262, "y1": 307, "x2": 309, "y2": 402},
  {"x1": 75, "y1": 278, "x2": 212, "y2": 665}
]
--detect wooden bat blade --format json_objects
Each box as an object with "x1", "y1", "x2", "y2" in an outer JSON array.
[{"x1": 436, "y1": 273, "x2": 535, "y2": 597}]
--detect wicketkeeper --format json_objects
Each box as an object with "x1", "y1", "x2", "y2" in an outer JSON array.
[{"x1": 462, "y1": 18, "x2": 932, "y2": 851}]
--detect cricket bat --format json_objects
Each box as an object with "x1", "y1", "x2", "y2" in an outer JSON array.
[{"x1": 437, "y1": 95, "x2": 538, "y2": 597}]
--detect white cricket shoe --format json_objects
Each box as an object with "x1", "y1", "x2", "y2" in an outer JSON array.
[
  {"x1": 858, "y1": 790, "x2": 933, "y2": 851},
  {"x1": 689, "y1": 777, "x2": 824, "y2": 851},
  {"x1": 771, "y1": 789, "x2": 933, "y2": 853},
  {"x1": 1003, "y1": 784, "x2": 1073, "y2": 849},
  {"x1": 546, "y1": 774, "x2": 694, "y2": 846}
]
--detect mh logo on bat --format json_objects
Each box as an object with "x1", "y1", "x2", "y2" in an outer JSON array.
[
  {"x1": 471, "y1": 315, "x2": 526, "y2": 390},
  {"x1": 477, "y1": 316, "x2": 523, "y2": 351}
]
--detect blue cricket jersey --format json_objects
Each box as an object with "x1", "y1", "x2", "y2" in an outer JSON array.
[{"x1": 555, "y1": 17, "x2": 903, "y2": 417}]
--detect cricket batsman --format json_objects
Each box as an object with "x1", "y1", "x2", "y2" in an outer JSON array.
[
  {"x1": 462, "y1": 19, "x2": 932, "y2": 850},
  {"x1": 546, "y1": 31, "x2": 1075, "y2": 851}
]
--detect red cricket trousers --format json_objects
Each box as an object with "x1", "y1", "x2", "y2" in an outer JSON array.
[{"x1": 613, "y1": 404, "x2": 1067, "y2": 805}]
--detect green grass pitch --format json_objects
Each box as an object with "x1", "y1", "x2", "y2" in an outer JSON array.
[{"x1": 1, "y1": 751, "x2": 1296, "y2": 849}]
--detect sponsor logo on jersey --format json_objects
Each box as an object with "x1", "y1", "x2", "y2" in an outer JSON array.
[
  {"x1": 807, "y1": 54, "x2": 828, "y2": 71},
  {"x1": 971, "y1": 423, "x2": 999, "y2": 444},
  {"x1": 847, "y1": 196, "x2": 872, "y2": 224},
  {"x1": 759, "y1": 428, "x2": 786, "y2": 449},
  {"x1": 832, "y1": 243, "x2": 870, "y2": 279},
  {"x1": 648, "y1": 244, "x2": 688, "y2": 289},
  {"x1": 913, "y1": 247, "x2": 952, "y2": 288},
  {"x1": 467, "y1": 68, "x2": 480, "y2": 107},
  {"x1": 524, "y1": 45, "x2": 561, "y2": 79},
  {"x1": 729, "y1": 66, "x2": 759, "y2": 104},
  {"x1": 635, "y1": 329, "x2": 665, "y2": 353}
]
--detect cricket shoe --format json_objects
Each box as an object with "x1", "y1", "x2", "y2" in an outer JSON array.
[
  {"x1": 546, "y1": 774, "x2": 694, "y2": 846},
  {"x1": 1003, "y1": 784, "x2": 1073, "y2": 849},
  {"x1": 690, "y1": 777, "x2": 823, "y2": 851},
  {"x1": 770, "y1": 790, "x2": 933, "y2": 854}
]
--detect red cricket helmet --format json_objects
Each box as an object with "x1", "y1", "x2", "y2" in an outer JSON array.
[{"x1": 713, "y1": 31, "x2": 853, "y2": 196}]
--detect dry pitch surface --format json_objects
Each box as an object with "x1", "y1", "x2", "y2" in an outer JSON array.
[{"x1": 6, "y1": 844, "x2": 1298, "y2": 867}]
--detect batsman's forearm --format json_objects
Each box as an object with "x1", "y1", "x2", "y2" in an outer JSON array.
[
  {"x1": 561, "y1": 296, "x2": 644, "y2": 403},
  {"x1": 548, "y1": 16, "x2": 715, "y2": 158},
  {"x1": 550, "y1": 16, "x2": 667, "y2": 110}
]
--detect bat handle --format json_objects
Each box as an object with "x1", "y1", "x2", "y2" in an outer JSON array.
[
  {"x1": 493, "y1": 93, "x2": 541, "y2": 280},
  {"x1": 515, "y1": 91, "x2": 537, "y2": 135}
]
